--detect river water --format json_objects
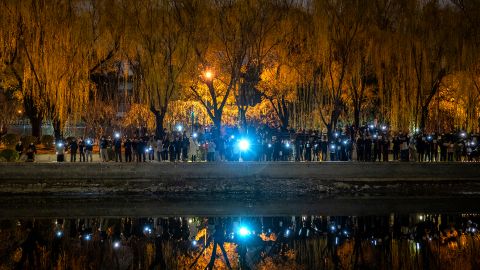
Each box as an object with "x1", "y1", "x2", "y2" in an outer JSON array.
[{"x1": 1, "y1": 195, "x2": 480, "y2": 269}]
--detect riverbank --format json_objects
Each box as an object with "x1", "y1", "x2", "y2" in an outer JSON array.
[{"x1": 0, "y1": 162, "x2": 479, "y2": 194}]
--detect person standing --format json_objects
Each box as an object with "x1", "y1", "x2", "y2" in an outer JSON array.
[
  {"x1": 169, "y1": 139, "x2": 176, "y2": 162},
  {"x1": 78, "y1": 138, "x2": 86, "y2": 162},
  {"x1": 100, "y1": 136, "x2": 108, "y2": 162},
  {"x1": 85, "y1": 139, "x2": 93, "y2": 162},
  {"x1": 124, "y1": 138, "x2": 132, "y2": 162},
  {"x1": 114, "y1": 136, "x2": 122, "y2": 162},
  {"x1": 70, "y1": 139, "x2": 78, "y2": 162},
  {"x1": 174, "y1": 137, "x2": 181, "y2": 161},
  {"x1": 56, "y1": 140, "x2": 66, "y2": 162},
  {"x1": 163, "y1": 136, "x2": 170, "y2": 161},
  {"x1": 188, "y1": 135, "x2": 199, "y2": 162},
  {"x1": 156, "y1": 138, "x2": 163, "y2": 161}
]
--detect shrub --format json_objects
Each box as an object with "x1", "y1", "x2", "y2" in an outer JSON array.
[
  {"x1": 0, "y1": 149, "x2": 19, "y2": 162},
  {"x1": 21, "y1": 135, "x2": 37, "y2": 147},
  {"x1": 41, "y1": 135, "x2": 55, "y2": 149},
  {"x1": 1, "y1": 134, "x2": 20, "y2": 149}
]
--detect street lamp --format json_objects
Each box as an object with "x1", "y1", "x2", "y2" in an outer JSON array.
[{"x1": 204, "y1": 70, "x2": 213, "y2": 80}]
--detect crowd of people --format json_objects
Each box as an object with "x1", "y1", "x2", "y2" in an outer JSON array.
[{"x1": 52, "y1": 124, "x2": 480, "y2": 163}]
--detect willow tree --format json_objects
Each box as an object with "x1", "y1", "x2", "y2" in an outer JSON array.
[
  {"x1": 308, "y1": 0, "x2": 368, "y2": 138},
  {"x1": 190, "y1": 0, "x2": 259, "y2": 131},
  {"x1": 404, "y1": 0, "x2": 462, "y2": 132},
  {"x1": 1, "y1": 0, "x2": 125, "y2": 138},
  {"x1": 130, "y1": 0, "x2": 196, "y2": 137}
]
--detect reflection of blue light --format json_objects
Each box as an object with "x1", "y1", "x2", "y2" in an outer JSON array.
[
  {"x1": 268, "y1": 143, "x2": 272, "y2": 148},
  {"x1": 230, "y1": 135, "x2": 235, "y2": 139},
  {"x1": 416, "y1": 242, "x2": 420, "y2": 250},
  {"x1": 239, "y1": 227, "x2": 251, "y2": 236},
  {"x1": 239, "y1": 139, "x2": 250, "y2": 151},
  {"x1": 285, "y1": 229, "x2": 291, "y2": 237},
  {"x1": 335, "y1": 237, "x2": 338, "y2": 245},
  {"x1": 285, "y1": 142, "x2": 290, "y2": 148},
  {"x1": 56, "y1": 231, "x2": 63, "y2": 238}
]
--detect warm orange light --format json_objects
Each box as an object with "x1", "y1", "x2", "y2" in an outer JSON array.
[
  {"x1": 204, "y1": 71, "x2": 213, "y2": 80},
  {"x1": 17, "y1": 110, "x2": 22, "y2": 114}
]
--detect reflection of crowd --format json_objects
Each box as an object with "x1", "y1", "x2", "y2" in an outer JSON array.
[{"x1": 52, "y1": 124, "x2": 479, "y2": 163}]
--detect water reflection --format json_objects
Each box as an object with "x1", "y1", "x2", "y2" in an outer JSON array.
[{"x1": 1, "y1": 214, "x2": 479, "y2": 269}]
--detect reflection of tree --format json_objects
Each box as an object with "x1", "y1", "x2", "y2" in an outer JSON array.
[{"x1": 190, "y1": 224, "x2": 233, "y2": 270}]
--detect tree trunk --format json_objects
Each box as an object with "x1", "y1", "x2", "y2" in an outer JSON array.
[
  {"x1": 354, "y1": 106, "x2": 360, "y2": 129},
  {"x1": 213, "y1": 111, "x2": 222, "y2": 135},
  {"x1": 153, "y1": 111, "x2": 165, "y2": 138},
  {"x1": 53, "y1": 119, "x2": 63, "y2": 140},
  {"x1": 239, "y1": 107, "x2": 247, "y2": 128},
  {"x1": 29, "y1": 115, "x2": 43, "y2": 138},
  {"x1": 23, "y1": 96, "x2": 43, "y2": 138},
  {"x1": 420, "y1": 105, "x2": 429, "y2": 132}
]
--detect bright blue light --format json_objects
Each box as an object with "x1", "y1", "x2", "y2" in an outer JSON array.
[
  {"x1": 230, "y1": 135, "x2": 235, "y2": 139},
  {"x1": 268, "y1": 143, "x2": 272, "y2": 148},
  {"x1": 343, "y1": 230, "x2": 348, "y2": 236},
  {"x1": 193, "y1": 132, "x2": 198, "y2": 138},
  {"x1": 144, "y1": 226, "x2": 151, "y2": 233},
  {"x1": 343, "y1": 140, "x2": 348, "y2": 145},
  {"x1": 57, "y1": 143, "x2": 63, "y2": 148},
  {"x1": 84, "y1": 234, "x2": 91, "y2": 241},
  {"x1": 381, "y1": 126, "x2": 387, "y2": 131},
  {"x1": 461, "y1": 132, "x2": 466, "y2": 138},
  {"x1": 86, "y1": 140, "x2": 92, "y2": 145},
  {"x1": 113, "y1": 241, "x2": 121, "y2": 249},
  {"x1": 285, "y1": 229, "x2": 291, "y2": 237},
  {"x1": 239, "y1": 227, "x2": 251, "y2": 236},
  {"x1": 176, "y1": 125, "x2": 183, "y2": 132},
  {"x1": 330, "y1": 144, "x2": 336, "y2": 150},
  {"x1": 115, "y1": 133, "x2": 120, "y2": 138},
  {"x1": 192, "y1": 240, "x2": 198, "y2": 246},
  {"x1": 285, "y1": 142, "x2": 290, "y2": 148},
  {"x1": 330, "y1": 225, "x2": 336, "y2": 232},
  {"x1": 56, "y1": 231, "x2": 63, "y2": 238},
  {"x1": 369, "y1": 125, "x2": 374, "y2": 129},
  {"x1": 334, "y1": 132, "x2": 339, "y2": 137},
  {"x1": 239, "y1": 139, "x2": 250, "y2": 151}
]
